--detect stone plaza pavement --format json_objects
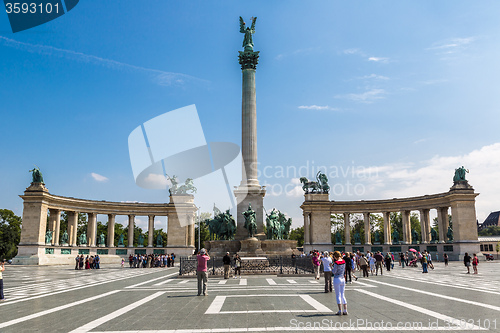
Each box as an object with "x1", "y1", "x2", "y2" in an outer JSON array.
[{"x1": 1, "y1": 261, "x2": 500, "y2": 332}]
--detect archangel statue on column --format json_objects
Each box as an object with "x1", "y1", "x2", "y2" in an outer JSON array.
[{"x1": 240, "y1": 16, "x2": 257, "y2": 51}]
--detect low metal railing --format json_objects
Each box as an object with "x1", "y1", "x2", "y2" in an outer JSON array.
[{"x1": 179, "y1": 256, "x2": 314, "y2": 276}]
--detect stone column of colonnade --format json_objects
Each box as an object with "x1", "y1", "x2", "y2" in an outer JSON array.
[
  {"x1": 436, "y1": 207, "x2": 449, "y2": 243},
  {"x1": 107, "y1": 214, "x2": 115, "y2": 247},
  {"x1": 128, "y1": 215, "x2": 135, "y2": 247},
  {"x1": 363, "y1": 213, "x2": 371, "y2": 245},
  {"x1": 401, "y1": 210, "x2": 411, "y2": 244},
  {"x1": 148, "y1": 215, "x2": 155, "y2": 247},
  {"x1": 382, "y1": 212, "x2": 391, "y2": 245},
  {"x1": 419, "y1": 209, "x2": 431, "y2": 243},
  {"x1": 87, "y1": 213, "x2": 97, "y2": 247},
  {"x1": 68, "y1": 211, "x2": 78, "y2": 246},
  {"x1": 48, "y1": 209, "x2": 61, "y2": 246},
  {"x1": 343, "y1": 213, "x2": 351, "y2": 245},
  {"x1": 303, "y1": 213, "x2": 310, "y2": 246}
]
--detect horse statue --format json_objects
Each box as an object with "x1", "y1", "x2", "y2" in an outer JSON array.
[
  {"x1": 177, "y1": 178, "x2": 197, "y2": 195},
  {"x1": 299, "y1": 177, "x2": 320, "y2": 194},
  {"x1": 300, "y1": 172, "x2": 330, "y2": 194}
]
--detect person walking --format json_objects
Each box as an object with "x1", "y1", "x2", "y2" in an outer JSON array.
[
  {"x1": 321, "y1": 252, "x2": 333, "y2": 293},
  {"x1": 443, "y1": 253, "x2": 449, "y2": 266},
  {"x1": 427, "y1": 252, "x2": 434, "y2": 270},
  {"x1": 369, "y1": 254, "x2": 376, "y2": 275},
  {"x1": 374, "y1": 251, "x2": 384, "y2": 275},
  {"x1": 0, "y1": 259, "x2": 5, "y2": 301},
  {"x1": 233, "y1": 254, "x2": 242, "y2": 278},
  {"x1": 197, "y1": 248, "x2": 210, "y2": 296},
  {"x1": 384, "y1": 252, "x2": 392, "y2": 271},
  {"x1": 312, "y1": 251, "x2": 321, "y2": 280},
  {"x1": 343, "y1": 252, "x2": 352, "y2": 283},
  {"x1": 359, "y1": 254, "x2": 369, "y2": 278},
  {"x1": 332, "y1": 251, "x2": 347, "y2": 315},
  {"x1": 223, "y1": 252, "x2": 231, "y2": 279},
  {"x1": 464, "y1": 252, "x2": 472, "y2": 274},
  {"x1": 399, "y1": 252, "x2": 405, "y2": 268},
  {"x1": 472, "y1": 253, "x2": 479, "y2": 274},
  {"x1": 422, "y1": 254, "x2": 428, "y2": 273}
]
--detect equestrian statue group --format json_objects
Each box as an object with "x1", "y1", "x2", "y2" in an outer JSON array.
[
  {"x1": 265, "y1": 208, "x2": 292, "y2": 240},
  {"x1": 300, "y1": 171, "x2": 329, "y2": 194},
  {"x1": 206, "y1": 205, "x2": 237, "y2": 241}
]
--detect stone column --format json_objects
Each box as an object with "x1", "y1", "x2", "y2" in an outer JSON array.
[
  {"x1": 128, "y1": 215, "x2": 135, "y2": 247},
  {"x1": 301, "y1": 193, "x2": 331, "y2": 252},
  {"x1": 19, "y1": 185, "x2": 49, "y2": 246},
  {"x1": 147, "y1": 215, "x2": 155, "y2": 247},
  {"x1": 187, "y1": 219, "x2": 195, "y2": 247},
  {"x1": 363, "y1": 212, "x2": 371, "y2": 245},
  {"x1": 436, "y1": 207, "x2": 448, "y2": 243},
  {"x1": 343, "y1": 213, "x2": 351, "y2": 245},
  {"x1": 382, "y1": 212, "x2": 392, "y2": 245},
  {"x1": 49, "y1": 209, "x2": 61, "y2": 245},
  {"x1": 87, "y1": 213, "x2": 97, "y2": 247},
  {"x1": 419, "y1": 209, "x2": 430, "y2": 243},
  {"x1": 68, "y1": 211, "x2": 78, "y2": 247},
  {"x1": 303, "y1": 212, "x2": 310, "y2": 245},
  {"x1": 401, "y1": 210, "x2": 411, "y2": 244},
  {"x1": 107, "y1": 214, "x2": 115, "y2": 247}
]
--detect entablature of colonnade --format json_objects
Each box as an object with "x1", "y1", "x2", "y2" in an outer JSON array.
[
  {"x1": 326, "y1": 189, "x2": 478, "y2": 214},
  {"x1": 19, "y1": 189, "x2": 193, "y2": 216}
]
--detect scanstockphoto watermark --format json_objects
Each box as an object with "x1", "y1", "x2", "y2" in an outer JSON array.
[
  {"x1": 254, "y1": 161, "x2": 379, "y2": 197},
  {"x1": 290, "y1": 318, "x2": 498, "y2": 330},
  {"x1": 254, "y1": 160, "x2": 380, "y2": 180}
]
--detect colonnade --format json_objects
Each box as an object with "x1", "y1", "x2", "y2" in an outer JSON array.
[
  {"x1": 301, "y1": 182, "x2": 480, "y2": 259},
  {"x1": 15, "y1": 182, "x2": 198, "y2": 264}
]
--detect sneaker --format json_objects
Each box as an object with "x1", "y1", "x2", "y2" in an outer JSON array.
[
  {"x1": 343, "y1": 311, "x2": 348, "y2": 315},
  {"x1": 203, "y1": 293, "x2": 208, "y2": 296},
  {"x1": 335, "y1": 311, "x2": 342, "y2": 316}
]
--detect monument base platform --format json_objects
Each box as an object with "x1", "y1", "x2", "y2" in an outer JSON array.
[{"x1": 206, "y1": 239, "x2": 299, "y2": 257}]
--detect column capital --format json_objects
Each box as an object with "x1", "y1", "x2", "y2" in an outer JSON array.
[{"x1": 238, "y1": 50, "x2": 260, "y2": 70}]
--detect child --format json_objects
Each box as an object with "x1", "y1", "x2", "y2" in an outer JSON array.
[{"x1": 121, "y1": 258, "x2": 125, "y2": 268}]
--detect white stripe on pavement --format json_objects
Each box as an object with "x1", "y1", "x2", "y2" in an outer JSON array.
[
  {"x1": 0, "y1": 290, "x2": 120, "y2": 329},
  {"x1": 69, "y1": 292, "x2": 166, "y2": 333}
]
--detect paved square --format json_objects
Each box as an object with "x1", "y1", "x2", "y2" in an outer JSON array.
[{"x1": 1, "y1": 261, "x2": 499, "y2": 332}]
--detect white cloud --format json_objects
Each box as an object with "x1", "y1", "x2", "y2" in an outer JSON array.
[
  {"x1": 298, "y1": 105, "x2": 339, "y2": 111},
  {"x1": 359, "y1": 74, "x2": 390, "y2": 80},
  {"x1": 355, "y1": 142, "x2": 500, "y2": 223},
  {"x1": 0, "y1": 36, "x2": 207, "y2": 87},
  {"x1": 143, "y1": 173, "x2": 168, "y2": 188},
  {"x1": 335, "y1": 89, "x2": 386, "y2": 103},
  {"x1": 368, "y1": 57, "x2": 389, "y2": 63},
  {"x1": 91, "y1": 173, "x2": 109, "y2": 182},
  {"x1": 427, "y1": 37, "x2": 476, "y2": 54},
  {"x1": 343, "y1": 48, "x2": 362, "y2": 55}
]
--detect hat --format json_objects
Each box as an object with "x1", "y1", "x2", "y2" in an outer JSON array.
[
  {"x1": 200, "y1": 248, "x2": 206, "y2": 254},
  {"x1": 323, "y1": 251, "x2": 329, "y2": 256}
]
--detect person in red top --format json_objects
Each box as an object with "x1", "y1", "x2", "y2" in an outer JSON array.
[
  {"x1": 312, "y1": 251, "x2": 321, "y2": 280},
  {"x1": 472, "y1": 253, "x2": 479, "y2": 274},
  {"x1": 197, "y1": 248, "x2": 210, "y2": 296}
]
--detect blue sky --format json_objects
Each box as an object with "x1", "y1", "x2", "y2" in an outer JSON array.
[{"x1": 1, "y1": 1, "x2": 500, "y2": 230}]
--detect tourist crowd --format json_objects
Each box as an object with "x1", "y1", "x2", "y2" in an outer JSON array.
[
  {"x1": 74, "y1": 254, "x2": 101, "y2": 270},
  {"x1": 127, "y1": 253, "x2": 176, "y2": 268}
]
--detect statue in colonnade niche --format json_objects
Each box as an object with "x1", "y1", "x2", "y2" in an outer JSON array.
[
  {"x1": 61, "y1": 230, "x2": 69, "y2": 245},
  {"x1": 335, "y1": 231, "x2": 342, "y2": 245},
  {"x1": 374, "y1": 230, "x2": 381, "y2": 244},
  {"x1": 447, "y1": 226, "x2": 453, "y2": 243},
  {"x1": 79, "y1": 232, "x2": 87, "y2": 246},
  {"x1": 156, "y1": 233, "x2": 163, "y2": 247},
  {"x1": 392, "y1": 229, "x2": 399, "y2": 244},
  {"x1": 98, "y1": 233, "x2": 105, "y2": 246},
  {"x1": 411, "y1": 229, "x2": 419, "y2": 244},
  {"x1": 45, "y1": 230, "x2": 52, "y2": 244},
  {"x1": 430, "y1": 228, "x2": 438, "y2": 243},
  {"x1": 117, "y1": 234, "x2": 125, "y2": 247},
  {"x1": 353, "y1": 231, "x2": 361, "y2": 244},
  {"x1": 138, "y1": 233, "x2": 144, "y2": 247}
]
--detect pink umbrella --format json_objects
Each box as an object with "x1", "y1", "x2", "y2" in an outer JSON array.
[{"x1": 409, "y1": 248, "x2": 417, "y2": 252}]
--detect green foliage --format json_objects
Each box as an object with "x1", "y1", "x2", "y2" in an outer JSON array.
[
  {"x1": 0, "y1": 209, "x2": 22, "y2": 260},
  {"x1": 289, "y1": 226, "x2": 304, "y2": 247},
  {"x1": 478, "y1": 226, "x2": 500, "y2": 236},
  {"x1": 496, "y1": 242, "x2": 500, "y2": 258}
]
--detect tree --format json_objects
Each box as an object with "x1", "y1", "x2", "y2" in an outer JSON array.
[
  {"x1": 0, "y1": 209, "x2": 22, "y2": 260},
  {"x1": 496, "y1": 242, "x2": 500, "y2": 260},
  {"x1": 478, "y1": 226, "x2": 500, "y2": 236},
  {"x1": 289, "y1": 226, "x2": 304, "y2": 247}
]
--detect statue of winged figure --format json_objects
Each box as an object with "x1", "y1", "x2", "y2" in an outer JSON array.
[{"x1": 239, "y1": 16, "x2": 257, "y2": 51}]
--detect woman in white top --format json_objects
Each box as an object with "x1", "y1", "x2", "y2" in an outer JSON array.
[{"x1": 332, "y1": 251, "x2": 347, "y2": 315}]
